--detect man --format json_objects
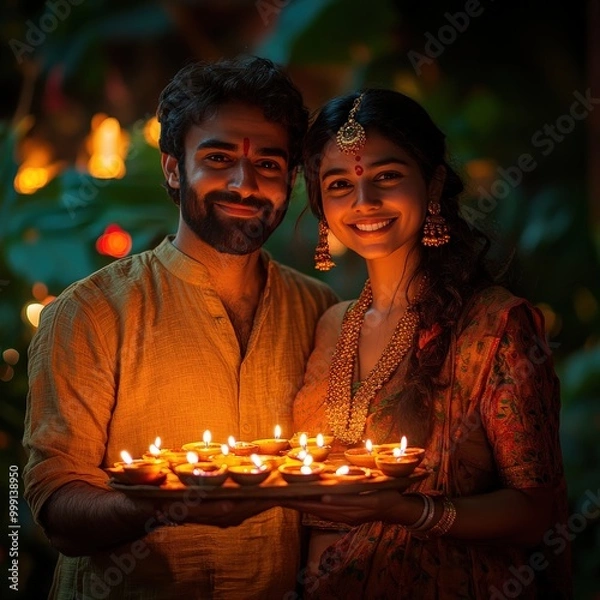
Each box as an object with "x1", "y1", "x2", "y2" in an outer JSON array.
[{"x1": 23, "y1": 56, "x2": 337, "y2": 599}]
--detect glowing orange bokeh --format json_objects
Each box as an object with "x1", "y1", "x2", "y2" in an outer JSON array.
[{"x1": 96, "y1": 224, "x2": 132, "y2": 258}]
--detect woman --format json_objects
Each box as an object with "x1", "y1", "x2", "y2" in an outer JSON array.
[{"x1": 288, "y1": 90, "x2": 571, "y2": 599}]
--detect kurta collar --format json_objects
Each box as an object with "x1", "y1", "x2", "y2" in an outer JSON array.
[{"x1": 154, "y1": 235, "x2": 274, "y2": 289}]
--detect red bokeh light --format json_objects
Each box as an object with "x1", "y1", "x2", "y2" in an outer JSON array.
[{"x1": 96, "y1": 224, "x2": 132, "y2": 258}]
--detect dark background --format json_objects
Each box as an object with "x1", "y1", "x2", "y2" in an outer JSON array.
[{"x1": 1, "y1": 1, "x2": 599, "y2": 597}]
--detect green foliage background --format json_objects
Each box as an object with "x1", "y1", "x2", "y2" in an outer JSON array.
[{"x1": 1, "y1": 0, "x2": 598, "y2": 597}]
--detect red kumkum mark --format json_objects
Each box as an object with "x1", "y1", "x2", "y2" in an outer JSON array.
[
  {"x1": 243, "y1": 137, "x2": 250, "y2": 157},
  {"x1": 354, "y1": 165, "x2": 364, "y2": 176},
  {"x1": 355, "y1": 155, "x2": 361, "y2": 161}
]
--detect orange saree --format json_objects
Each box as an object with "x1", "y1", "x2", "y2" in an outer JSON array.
[{"x1": 294, "y1": 286, "x2": 571, "y2": 599}]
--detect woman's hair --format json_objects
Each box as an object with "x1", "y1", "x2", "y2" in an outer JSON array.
[
  {"x1": 157, "y1": 56, "x2": 308, "y2": 203},
  {"x1": 303, "y1": 89, "x2": 492, "y2": 445}
]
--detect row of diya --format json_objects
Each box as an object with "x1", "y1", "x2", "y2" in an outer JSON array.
[{"x1": 107, "y1": 429, "x2": 425, "y2": 487}]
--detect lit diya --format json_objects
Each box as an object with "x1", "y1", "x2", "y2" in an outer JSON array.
[
  {"x1": 209, "y1": 444, "x2": 251, "y2": 467},
  {"x1": 252, "y1": 425, "x2": 290, "y2": 455},
  {"x1": 227, "y1": 436, "x2": 259, "y2": 457},
  {"x1": 344, "y1": 439, "x2": 377, "y2": 469},
  {"x1": 376, "y1": 436, "x2": 425, "y2": 464},
  {"x1": 228, "y1": 454, "x2": 272, "y2": 485},
  {"x1": 290, "y1": 431, "x2": 334, "y2": 448},
  {"x1": 320, "y1": 464, "x2": 372, "y2": 482},
  {"x1": 142, "y1": 437, "x2": 188, "y2": 468},
  {"x1": 108, "y1": 450, "x2": 166, "y2": 485},
  {"x1": 375, "y1": 446, "x2": 421, "y2": 478},
  {"x1": 278, "y1": 455, "x2": 325, "y2": 483},
  {"x1": 174, "y1": 452, "x2": 229, "y2": 487},
  {"x1": 182, "y1": 430, "x2": 223, "y2": 460},
  {"x1": 288, "y1": 433, "x2": 331, "y2": 462}
]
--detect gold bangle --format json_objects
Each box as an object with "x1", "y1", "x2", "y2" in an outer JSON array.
[{"x1": 418, "y1": 496, "x2": 456, "y2": 540}]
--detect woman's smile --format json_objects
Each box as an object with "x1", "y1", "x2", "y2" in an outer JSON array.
[{"x1": 348, "y1": 217, "x2": 397, "y2": 234}]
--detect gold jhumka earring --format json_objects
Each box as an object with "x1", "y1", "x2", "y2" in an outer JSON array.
[
  {"x1": 422, "y1": 201, "x2": 450, "y2": 247},
  {"x1": 314, "y1": 220, "x2": 336, "y2": 271},
  {"x1": 314, "y1": 93, "x2": 368, "y2": 271}
]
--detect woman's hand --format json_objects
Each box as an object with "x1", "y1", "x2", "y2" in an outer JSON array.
[{"x1": 280, "y1": 490, "x2": 420, "y2": 527}]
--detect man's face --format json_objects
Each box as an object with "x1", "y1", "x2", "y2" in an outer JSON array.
[{"x1": 170, "y1": 102, "x2": 291, "y2": 255}]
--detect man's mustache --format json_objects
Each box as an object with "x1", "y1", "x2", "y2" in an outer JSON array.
[{"x1": 205, "y1": 190, "x2": 274, "y2": 212}]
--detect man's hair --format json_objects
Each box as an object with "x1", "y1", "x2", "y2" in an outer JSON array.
[{"x1": 157, "y1": 56, "x2": 308, "y2": 203}]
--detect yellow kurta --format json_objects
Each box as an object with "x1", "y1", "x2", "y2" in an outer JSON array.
[{"x1": 24, "y1": 236, "x2": 338, "y2": 600}]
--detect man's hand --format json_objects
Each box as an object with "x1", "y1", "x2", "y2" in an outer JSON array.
[{"x1": 161, "y1": 498, "x2": 280, "y2": 528}]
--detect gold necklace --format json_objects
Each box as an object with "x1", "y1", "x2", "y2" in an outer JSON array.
[{"x1": 326, "y1": 279, "x2": 421, "y2": 445}]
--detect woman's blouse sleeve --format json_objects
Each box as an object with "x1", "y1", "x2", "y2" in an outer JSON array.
[{"x1": 479, "y1": 303, "x2": 563, "y2": 489}]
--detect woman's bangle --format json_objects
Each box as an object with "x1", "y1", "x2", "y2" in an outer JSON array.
[
  {"x1": 404, "y1": 493, "x2": 435, "y2": 532},
  {"x1": 415, "y1": 496, "x2": 457, "y2": 540}
]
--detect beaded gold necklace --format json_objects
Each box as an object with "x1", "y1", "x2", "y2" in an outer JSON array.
[{"x1": 326, "y1": 279, "x2": 421, "y2": 445}]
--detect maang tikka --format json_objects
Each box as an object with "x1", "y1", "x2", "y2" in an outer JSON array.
[{"x1": 336, "y1": 93, "x2": 367, "y2": 155}]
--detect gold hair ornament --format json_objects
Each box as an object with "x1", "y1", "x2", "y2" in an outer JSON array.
[{"x1": 335, "y1": 94, "x2": 367, "y2": 155}]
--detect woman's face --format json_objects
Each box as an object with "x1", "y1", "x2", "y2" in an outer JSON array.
[{"x1": 319, "y1": 130, "x2": 442, "y2": 262}]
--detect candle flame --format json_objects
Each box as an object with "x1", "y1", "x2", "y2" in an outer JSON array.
[
  {"x1": 203, "y1": 430, "x2": 211, "y2": 446},
  {"x1": 120, "y1": 450, "x2": 133, "y2": 464},
  {"x1": 365, "y1": 439, "x2": 373, "y2": 453},
  {"x1": 400, "y1": 436, "x2": 407, "y2": 456},
  {"x1": 302, "y1": 455, "x2": 314, "y2": 467},
  {"x1": 228, "y1": 435, "x2": 236, "y2": 448},
  {"x1": 274, "y1": 424, "x2": 281, "y2": 439},
  {"x1": 299, "y1": 433, "x2": 308, "y2": 449},
  {"x1": 221, "y1": 444, "x2": 229, "y2": 456},
  {"x1": 148, "y1": 444, "x2": 160, "y2": 457},
  {"x1": 187, "y1": 451, "x2": 199, "y2": 465},
  {"x1": 251, "y1": 454, "x2": 265, "y2": 470},
  {"x1": 316, "y1": 433, "x2": 324, "y2": 448},
  {"x1": 336, "y1": 465, "x2": 350, "y2": 476},
  {"x1": 154, "y1": 436, "x2": 161, "y2": 449},
  {"x1": 393, "y1": 447, "x2": 402, "y2": 459}
]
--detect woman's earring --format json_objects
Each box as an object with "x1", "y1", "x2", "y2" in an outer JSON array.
[
  {"x1": 314, "y1": 220, "x2": 336, "y2": 271},
  {"x1": 422, "y1": 201, "x2": 450, "y2": 247}
]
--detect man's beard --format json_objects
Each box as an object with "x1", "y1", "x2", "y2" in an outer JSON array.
[{"x1": 179, "y1": 177, "x2": 289, "y2": 255}]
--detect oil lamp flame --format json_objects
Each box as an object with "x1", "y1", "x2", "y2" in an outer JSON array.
[
  {"x1": 120, "y1": 450, "x2": 133, "y2": 464},
  {"x1": 365, "y1": 439, "x2": 373, "y2": 454},
  {"x1": 187, "y1": 451, "x2": 199, "y2": 465},
  {"x1": 299, "y1": 433, "x2": 308, "y2": 450},
  {"x1": 316, "y1": 433, "x2": 324, "y2": 448},
  {"x1": 202, "y1": 430, "x2": 211, "y2": 447},
  {"x1": 149, "y1": 444, "x2": 160, "y2": 457},
  {"x1": 274, "y1": 425, "x2": 281, "y2": 439},
  {"x1": 300, "y1": 455, "x2": 313, "y2": 475},
  {"x1": 228, "y1": 436, "x2": 236, "y2": 448},
  {"x1": 251, "y1": 454, "x2": 265, "y2": 470},
  {"x1": 400, "y1": 436, "x2": 407, "y2": 456},
  {"x1": 221, "y1": 444, "x2": 229, "y2": 456},
  {"x1": 336, "y1": 465, "x2": 350, "y2": 476}
]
